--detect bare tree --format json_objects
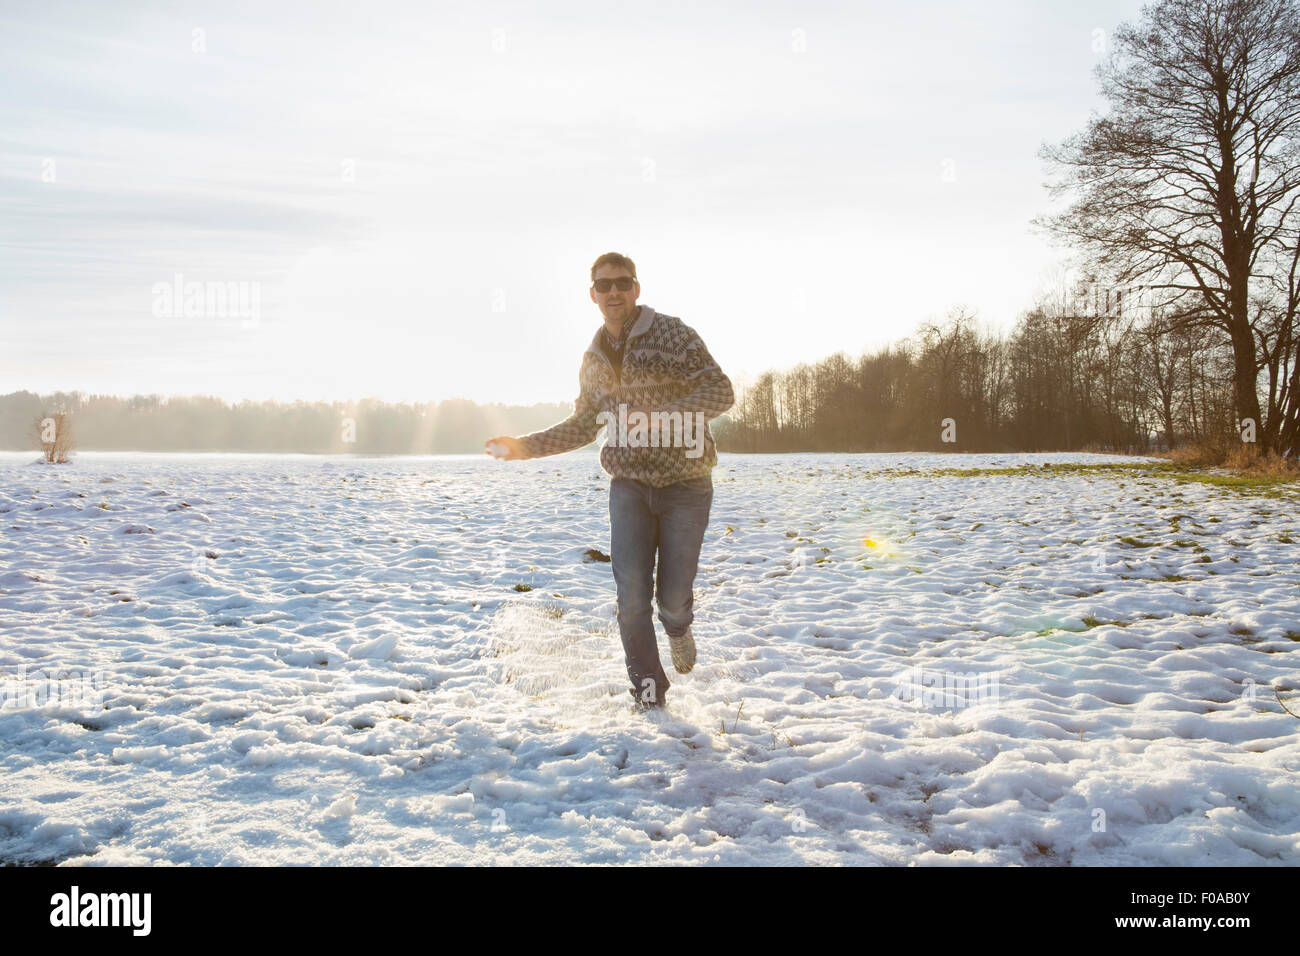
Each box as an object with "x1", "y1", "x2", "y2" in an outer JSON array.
[
  {"x1": 1037, "y1": 0, "x2": 1300, "y2": 455},
  {"x1": 1137, "y1": 310, "x2": 1186, "y2": 448},
  {"x1": 32, "y1": 411, "x2": 74, "y2": 463}
]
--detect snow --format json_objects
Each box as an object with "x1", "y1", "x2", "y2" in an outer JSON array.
[{"x1": 1, "y1": 450, "x2": 1297, "y2": 865}]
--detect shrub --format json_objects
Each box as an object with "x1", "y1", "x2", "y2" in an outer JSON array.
[
  {"x1": 1159, "y1": 440, "x2": 1299, "y2": 478},
  {"x1": 32, "y1": 412, "x2": 74, "y2": 464}
]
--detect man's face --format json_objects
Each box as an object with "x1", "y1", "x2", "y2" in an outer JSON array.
[{"x1": 590, "y1": 264, "x2": 640, "y2": 327}]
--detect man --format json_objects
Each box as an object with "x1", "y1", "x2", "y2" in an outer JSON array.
[{"x1": 485, "y1": 252, "x2": 734, "y2": 712}]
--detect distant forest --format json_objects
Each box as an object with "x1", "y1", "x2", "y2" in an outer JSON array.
[
  {"x1": 716, "y1": 293, "x2": 1246, "y2": 455},
  {"x1": 0, "y1": 288, "x2": 1258, "y2": 457},
  {"x1": 1, "y1": 393, "x2": 578, "y2": 455}
]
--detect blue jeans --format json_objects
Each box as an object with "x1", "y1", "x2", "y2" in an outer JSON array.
[{"x1": 608, "y1": 474, "x2": 714, "y2": 704}]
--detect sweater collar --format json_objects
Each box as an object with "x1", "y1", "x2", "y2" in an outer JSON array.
[{"x1": 587, "y1": 304, "x2": 654, "y2": 358}]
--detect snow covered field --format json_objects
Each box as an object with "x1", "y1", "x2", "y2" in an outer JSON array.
[{"x1": 2, "y1": 450, "x2": 1298, "y2": 866}]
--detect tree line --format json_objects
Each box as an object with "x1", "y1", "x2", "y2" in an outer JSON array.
[
  {"x1": 712, "y1": 293, "x2": 1242, "y2": 454},
  {"x1": 1, "y1": 392, "x2": 574, "y2": 455}
]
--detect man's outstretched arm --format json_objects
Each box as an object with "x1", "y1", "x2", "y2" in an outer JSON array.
[{"x1": 487, "y1": 369, "x2": 603, "y2": 461}]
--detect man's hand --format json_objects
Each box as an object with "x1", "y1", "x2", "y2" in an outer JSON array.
[{"x1": 485, "y1": 436, "x2": 527, "y2": 460}]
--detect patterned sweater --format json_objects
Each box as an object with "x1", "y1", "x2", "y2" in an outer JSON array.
[{"x1": 517, "y1": 304, "x2": 735, "y2": 486}]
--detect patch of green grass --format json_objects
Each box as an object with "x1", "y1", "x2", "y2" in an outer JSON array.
[
  {"x1": 1082, "y1": 615, "x2": 1131, "y2": 629},
  {"x1": 1031, "y1": 621, "x2": 1090, "y2": 636},
  {"x1": 886, "y1": 460, "x2": 1300, "y2": 496},
  {"x1": 1168, "y1": 471, "x2": 1300, "y2": 494},
  {"x1": 926, "y1": 466, "x2": 1037, "y2": 478}
]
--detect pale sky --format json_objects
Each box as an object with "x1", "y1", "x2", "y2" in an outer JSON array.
[{"x1": 0, "y1": 0, "x2": 1148, "y2": 405}]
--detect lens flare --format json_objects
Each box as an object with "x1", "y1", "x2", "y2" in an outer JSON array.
[{"x1": 863, "y1": 536, "x2": 895, "y2": 555}]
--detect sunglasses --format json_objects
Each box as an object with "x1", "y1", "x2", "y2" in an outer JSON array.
[{"x1": 592, "y1": 276, "x2": 637, "y2": 293}]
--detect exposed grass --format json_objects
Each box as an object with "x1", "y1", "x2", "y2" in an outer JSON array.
[
  {"x1": 1080, "y1": 615, "x2": 1133, "y2": 629},
  {"x1": 1169, "y1": 471, "x2": 1300, "y2": 494},
  {"x1": 914, "y1": 462, "x2": 1172, "y2": 479},
  {"x1": 895, "y1": 460, "x2": 1299, "y2": 495}
]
